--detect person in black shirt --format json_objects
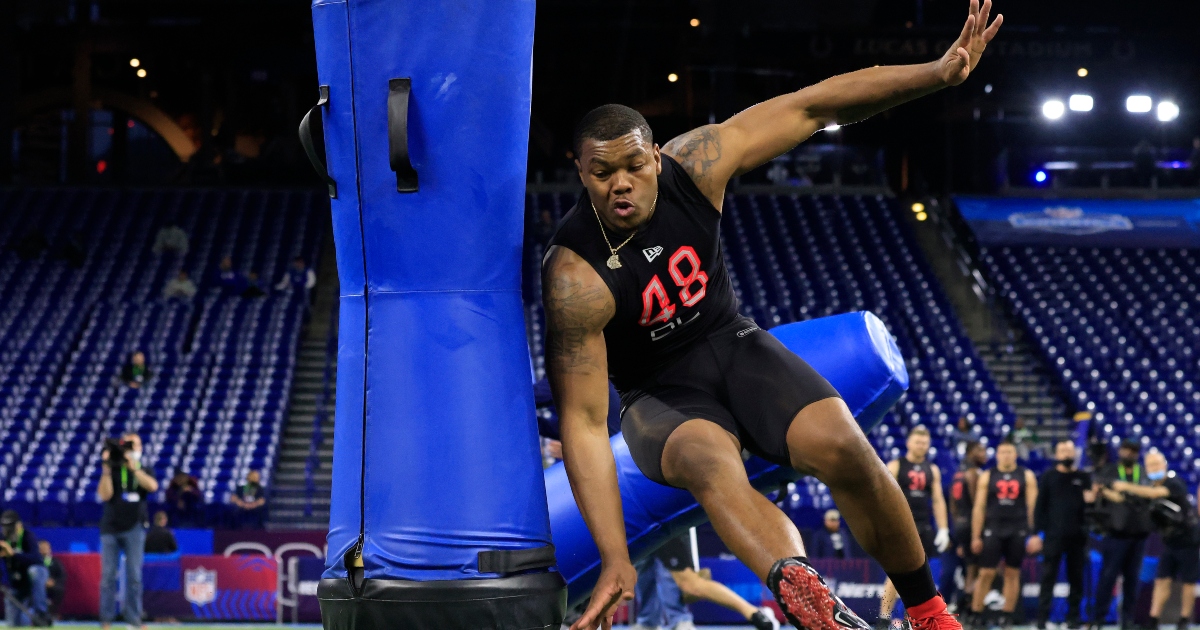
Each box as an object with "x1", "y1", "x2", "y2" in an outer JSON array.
[
  {"x1": 144, "y1": 511, "x2": 178, "y2": 554},
  {"x1": 879, "y1": 426, "x2": 950, "y2": 625},
  {"x1": 120, "y1": 351, "x2": 149, "y2": 389},
  {"x1": 36, "y1": 540, "x2": 65, "y2": 618},
  {"x1": 1092, "y1": 439, "x2": 1153, "y2": 630},
  {"x1": 969, "y1": 441, "x2": 1039, "y2": 630},
  {"x1": 542, "y1": 6, "x2": 1004, "y2": 629},
  {"x1": 1032, "y1": 440, "x2": 1094, "y2": 630},
  {"x1": 809, "y1": 509, "x2": 855, "y2": 560},
  {"x1": 1110, "y1": 451, "x2": 1199, "y2": 630},
  {"x1": 230, "y1": 470, "x2": 268, "y2": 529},
  {"x1": 0, "y1": 510, "x2": 51, "y2": 626},
  {"x1": 947, "y1": 441, "x2": 988, "y2": 612},
  {"x1": 98, "y1": 433, "x2": 159, "y2": 630}
]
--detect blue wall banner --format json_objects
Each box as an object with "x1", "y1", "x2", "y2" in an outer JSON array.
[{"x1": 955, "y1": 197, "x2": 1200, "y2": 247}]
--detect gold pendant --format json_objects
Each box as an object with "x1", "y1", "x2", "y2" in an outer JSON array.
[{"x1": 607, "y1": 254, "x2": 622, "y2": 269}]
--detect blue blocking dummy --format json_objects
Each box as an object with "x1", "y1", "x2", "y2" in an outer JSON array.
[
  {"x1": 546, "y1": 311, "x2": 909, "y2": 606},
  {"x1": 305, "y1": 1, "x2": 563, "y2": 628}
]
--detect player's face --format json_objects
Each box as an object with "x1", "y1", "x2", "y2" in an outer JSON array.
[
  {"x1": 906, "y1": 434, "x2": 930, "y2": 459},
  {"x1": 1054, "y1": 441, "x2": 1076, "y2": 462},
  {"x1": 969, "y1": 446, "x2": 988, "y2": 466},
  {"x1": 1145, "y1": 453, "x2": 1167, "y2": 478},
  {"x1": 996, "y1": 444, "x2": 1016, "y2": 469},
  {"x1": 577, "y1": 130, "x2": 662, "y2": 232}
]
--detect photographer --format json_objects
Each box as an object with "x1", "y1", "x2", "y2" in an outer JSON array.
[
  {"x1": 1109, "y1": 451, "x2": 1199, "y2": 630},
  {"x1": 1091, "y1": 439, "x2": 1153, "y2": 630},
  {"x1": 97, "y1": 433, "x2": 158, "y2": 630},
  {"x1": 0, "y1": 510, "x2": 51, "y2": 626}
]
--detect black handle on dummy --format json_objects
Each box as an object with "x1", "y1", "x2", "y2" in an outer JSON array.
[
  {"x1": 387, "y1": 78, "x2": 419, "y2": 193},
  {"x1": 299, "y1": 85, "x2": 337, "y2": 199}
]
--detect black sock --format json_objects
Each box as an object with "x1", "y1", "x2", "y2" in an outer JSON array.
[{"x1": 886, "y1": 562, "x2": 939, "y2": 609}]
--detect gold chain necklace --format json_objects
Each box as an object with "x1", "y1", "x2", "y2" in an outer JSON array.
[{"x1": 592, "y1": 192, "x2": 657, "y2": 270}]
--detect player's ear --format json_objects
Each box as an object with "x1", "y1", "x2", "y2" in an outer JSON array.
[{"x1": 653, "y1": 144, "x2": 662, "y2": 174}]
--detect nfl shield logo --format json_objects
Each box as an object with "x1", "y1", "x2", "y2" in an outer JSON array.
[{"x1": 184, "y1": 567, "x2": 217, "y2": 605}]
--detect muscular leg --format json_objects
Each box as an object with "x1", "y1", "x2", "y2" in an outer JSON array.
[
  {"x1": 670, "y1": 568, "x2": 760, "y2": 620},
  {"x1": 785, "y1": 399, "x2": 925, "y2": 575},
  {"x1": 1001, "y1": 567, "x2": 1021, "y2": 612},
  {"x1": 973, "y1": 568, "x2": 997, "y2": 613},
  {"x1": 661, "y1": 419, "x2": 805, "y2": 581},
  {"x1": 1151, "y1": 578, "x2": 1172, "y2": 619}
]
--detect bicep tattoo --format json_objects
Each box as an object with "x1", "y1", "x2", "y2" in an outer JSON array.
[
  {"x1": 663, "y1": 126, "x2": 723, "y2": 187},
  {"x1": 543, "y1": 273, "x2": 613, "y2": 375}
]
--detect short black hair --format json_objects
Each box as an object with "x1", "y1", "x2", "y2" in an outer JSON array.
[
  {"x1": 572, "y1": 104, "x2": 653, "y2": 156},
  {"x1": 997, "y1": 438, "x2": 1016, "y2": 448}
]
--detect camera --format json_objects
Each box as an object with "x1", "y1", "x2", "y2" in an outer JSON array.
[{"x1": 104, "y1": 437, "x2": 129, "y2": 464}]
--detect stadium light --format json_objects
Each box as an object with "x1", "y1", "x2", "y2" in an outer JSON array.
[
  {"x1": 1042, "y1": 100, "x2": 1065, "y2": 120},
  {"x1": 1077, "y1": 68, "x2": 1088, "y2": 77},
  {"x1": 1126, "y1": 95, "x2": 1153, "y2": 113},
  {"x1": 130, "y1": 58, "x2": 140, "y2": 68},
  {"x1": 1068, "y1": 95, "x2": 1093, "y2": 112},
  {"x1": 667, "y1": 73, "x2": 678, "y2": 83},
  {"x1": 1034, "y1": 170, "x2": 1048, "y2": 183},
  {"x1": 137, "y1": 68, "x2": 147, "y2": 78},
  {"x1": 689, "y1": 18, "x2": 700, "y2": 27},
  {"x1": 911, "y1": 202, "x2": 925, "y2": 213},
  {"x1": 915, "y1": 212, "x2": 928, "y2": 221},
  {"x1": 1157, "y1": 101, "x2": 1180, "y2": 122}
]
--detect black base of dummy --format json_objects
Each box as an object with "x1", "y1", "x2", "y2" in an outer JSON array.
[{"x1": 319, "y1": 571, "x2": 566, "y2": 630}]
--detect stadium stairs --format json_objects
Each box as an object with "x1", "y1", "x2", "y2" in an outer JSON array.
[
  {"x1": 268, "y1": 233, "x2": 338, "y2": 529},
  {"x1": 916, "y1": 197, "x2": 1072, "y2": 446}
]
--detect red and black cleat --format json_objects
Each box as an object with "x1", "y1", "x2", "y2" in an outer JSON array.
[
  {"x1": 906, "y1": 596, "x2": 962, "y2": 630},
  {"x1": 766, "y1": 557, "x2": 871, "y2": 630}
]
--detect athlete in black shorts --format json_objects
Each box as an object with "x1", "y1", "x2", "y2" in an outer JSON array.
[
  {"x1": 968, "y1": 441, "x2": 1039, "y2": 630},
  {"x1": 948, "y1": 442, "x2": 987, "y2": 612},
  {"x1": 541, "y1": 4, "x2": 1002, "y2": 629},
  {"x1": 879, "y1": 427, "x2": 950, "y2": 624}
]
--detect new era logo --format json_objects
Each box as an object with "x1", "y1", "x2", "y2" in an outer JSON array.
[{"x1": 642, "y1": 246, "x2": 663, "y2": 262}]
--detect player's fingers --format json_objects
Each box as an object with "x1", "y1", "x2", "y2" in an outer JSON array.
[
  {"x1": 983, "y1": 14, "x2": 1004, "y2": 41},
  {"x1": 969, "y1": 0, "x2": 980, "y2": 21},
  {"x1": 956, "y1": 14, "x2": 975, "y2": 45},
  {"x1": 977, "y1": 0, "x2": 992, "y2": 35},
  {"x1": 570, "y1": 601, "x2": 604, "y2": 630}
]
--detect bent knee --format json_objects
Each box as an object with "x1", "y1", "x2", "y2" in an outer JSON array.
[
  {"x1": 661, "y1": 420, "x2": 744, "y2": 490},
  {"x1": 672, "y1": 569, "x2": 703, "y2": 594},
  {"x1": 788, "y1": 407, "x2": 877, "y2": 479}
]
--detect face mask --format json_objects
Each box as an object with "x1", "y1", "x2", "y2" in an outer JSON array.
[
  {"x1": 1148, "y1": 471, "x2": 1166, "y2": 481},
  {"x1": 1057, "y1": 459, "x2": 1075, "y2": 467},
  {"x1": 129, "y1": 450, "x2": 142, "y2": 464}
]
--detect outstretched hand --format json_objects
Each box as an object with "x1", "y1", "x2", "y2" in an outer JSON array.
[
  {"x1": 570, "y1": 561, "x2": 638, "y2": 630},
  {"x1": 939, "y1": 0, "x2": 1003, "y2": 86}
]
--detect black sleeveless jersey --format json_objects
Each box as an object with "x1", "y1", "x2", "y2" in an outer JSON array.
[
  {"x1": 985, "y1": 466, "x2": 1029, "y2": 529},
  {"x1": 896, "y1": 458, "x2": 934, "y2": 526},
  {"x1": 545, "y1": 155, "x2": 741, "y2": 391},
  {"x1": 949, "y1": 467, "x2": 977, "y2": 522}
]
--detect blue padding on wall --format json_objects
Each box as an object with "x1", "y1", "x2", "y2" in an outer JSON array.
[
  {"x1": 34, "y1": 527, "x2": 212, "y2": 555},
  {"x1": 313, "y1": 0, "x2": 548, "y2": 582},
  {"x1": 546, "y1": 311, "x2": 909, "y2": 605}
]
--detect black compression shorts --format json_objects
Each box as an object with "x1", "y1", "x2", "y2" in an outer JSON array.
[
  {"x1": 916, "y1": 524, "x2": 937, "y2": 558},
  {"x1": 1157, "y1": 546, "x2": 1200, "y2": 582},
  {"x1": 655, "y1": 532, "x2": 697, "y2": 572},
  {"x1": 954, "y1": 521, "x2": 977, "y2": 563},
  {"x1": 620, "y1": 317, "x2": 842, "y2": 486},
  {"x1": 979, "y1": 525, "x2": 1027, "y2": 568}
]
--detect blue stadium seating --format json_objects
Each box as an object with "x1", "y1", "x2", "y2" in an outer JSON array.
[
  {"x1": 525, "y1": 191, "x2": 1011, "y2": 510},
  {"x1": 982, "y1": 245, "x2": 1200, "y2": 488},
  {"x1": 0, "y1": 188, "x2": 325, "y2": 525}
]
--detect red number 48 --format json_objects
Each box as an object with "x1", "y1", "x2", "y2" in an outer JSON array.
[{"x1": 639, "y1": 246, "x2": 709, "y2": 326}]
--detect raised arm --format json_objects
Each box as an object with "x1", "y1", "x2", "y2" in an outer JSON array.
[
  {"x1": 662, "y1": 0, "x2": 1002, "y2": 207},
  {"x1": 541, "y1": 246, "x2": 633, "y2": 630}
]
